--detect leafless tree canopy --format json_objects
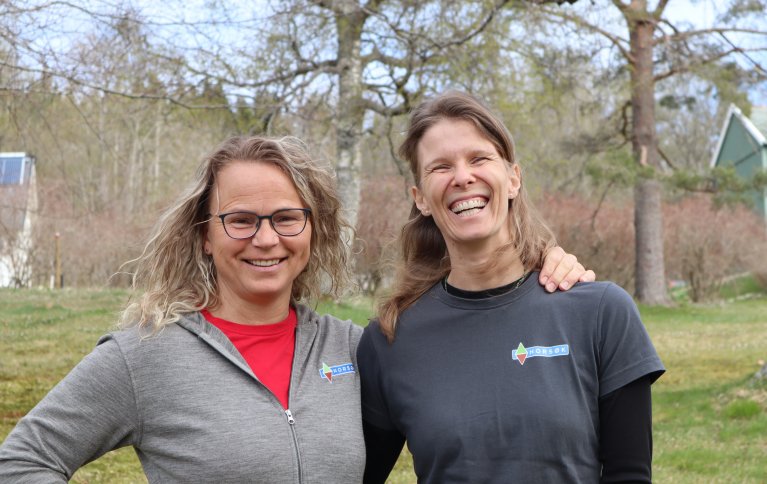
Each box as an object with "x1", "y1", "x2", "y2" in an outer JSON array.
[{"x1": 0, "y1": 0, "x2": 765, "y2": 297}]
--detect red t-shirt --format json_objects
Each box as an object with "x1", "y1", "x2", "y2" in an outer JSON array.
[{"x1": 202, "y1": 308, "x2": 297, "y2": 409}]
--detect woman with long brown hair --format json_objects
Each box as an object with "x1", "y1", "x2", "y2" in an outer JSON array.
[{"x1": 359, "y1": 92, "x2": 664, "y2": 483}]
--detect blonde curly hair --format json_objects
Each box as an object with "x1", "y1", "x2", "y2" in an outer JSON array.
[{"x1": 119, "y1": 136, "x2": 352, "y2": 330}]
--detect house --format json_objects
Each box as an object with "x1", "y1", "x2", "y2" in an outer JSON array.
[
  {"x1": 710, "y1": 104, "x2": 767, "y2": 224},
  {"x1": 0, "y1": 152, "x2": 37, "y2": 287}
]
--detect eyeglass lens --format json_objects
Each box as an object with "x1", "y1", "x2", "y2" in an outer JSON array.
[{"x1": 222, "y1": 209, "x2": 308, "y2": 238}]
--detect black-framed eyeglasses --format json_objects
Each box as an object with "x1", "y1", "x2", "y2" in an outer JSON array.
[{"x1": 211, "y1": 208, "x2": 311, "y2": 239}]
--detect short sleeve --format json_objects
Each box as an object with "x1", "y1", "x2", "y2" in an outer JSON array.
[
  {"x1": 357, "y1": 323, "x2": 397, "y2": 431},
  {"x1": 597, "y1": 284, "x2": 665, "y2": 396}
]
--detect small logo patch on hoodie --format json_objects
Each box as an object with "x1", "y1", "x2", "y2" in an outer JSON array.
[{"x1": 319, "y1": 362, "x2": 355, "y2": 383}]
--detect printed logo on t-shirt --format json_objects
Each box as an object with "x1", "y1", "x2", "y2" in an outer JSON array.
[
  {"x1": 512, "y1": 342, "x2": 569, "y2": 365},
  {"x1": 319, "y1": 362, "x2": 355, "y2": 383}
]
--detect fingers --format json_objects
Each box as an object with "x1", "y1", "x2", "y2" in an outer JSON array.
[
  {"x1": 540, "y1": 246, "x2": 596, "y2": 293},
  {"x1": 580, "y1": 270, "x2": 596, "y2": 283},
  {"x1": 539, "y1": 246, "x2": 565, "y2": 289},
  {"x1": 544, "y1": 254, "x2": 579, "y2": 292}
]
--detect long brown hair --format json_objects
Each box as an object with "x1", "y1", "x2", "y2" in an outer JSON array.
[
  {"x1": 119, "y1": 136, "x2": 352, "y2": 331},
  {"x1": 377, "y1": 91, "x2": 555, "y2": 341}
]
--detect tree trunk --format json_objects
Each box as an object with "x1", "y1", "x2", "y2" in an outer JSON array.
[
  {"x1": 634, "y1": 178, "x2": 668, "y2": 303},
  {"x1": 626, "y1": 1, "x2": 670, "y2": 304},
  {"x1": 334, "y1": 7, "x2": 366, "y2": 233}
]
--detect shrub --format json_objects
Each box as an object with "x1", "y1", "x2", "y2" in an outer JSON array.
[
  {"x1": 28, "y1": 178, "x2": 151, "y2": 288},
  {"x1": 663, "y1": 195, "x2": 767, "y2": 302},
  {"x1": 354, "y1": 174, "x2": 410, "y2": 295},
  {"x1": 538, "y1": 193, "x2": 635, "y2": 291},
  {"x1": 540, "y1": 193, "x2": 767, "y2": 302}
]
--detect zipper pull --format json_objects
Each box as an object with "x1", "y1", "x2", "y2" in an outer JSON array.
[{"x1": 285, "y1": 409, "x2": 295, "y2": 425}]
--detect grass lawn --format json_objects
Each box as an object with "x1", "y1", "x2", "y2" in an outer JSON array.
[{"x1": 2, "y1": 288, "x2": 766, "y2": 483}]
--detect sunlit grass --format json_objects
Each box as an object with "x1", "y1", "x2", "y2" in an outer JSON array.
[
  {"x1": 645, "y1": 298, "x2": 767, "y2": 483},
  {"x1": 2, "y1": 288, "x2": 766, "y2": 482}
]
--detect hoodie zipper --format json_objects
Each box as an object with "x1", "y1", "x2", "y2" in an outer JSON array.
[
  {"x1": 285, "y1": 410, "x2": 302, "y2": 483},
  {"x1": 285, "y1": 314, "x2": 307, "y2": 484},
  {"x1": 193, "y1": 315, "x2": 307, "y2": 483}
]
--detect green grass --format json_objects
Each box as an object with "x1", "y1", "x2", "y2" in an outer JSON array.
[
  {"x1": 668, "y1": 273, "x2": 767, "y2": 305},
  {"x1": 719, "y1": 273, "x2": 767, "y2": 300},
  {"x1": 2, "y1": 289, "x2": 766, "y2": 482},
  {"x1": 643, "y1": 298, "x2": 767, "y2": 483},
  {"x1": 316, "y1": 296, "x2": 376, "y2": 326}
]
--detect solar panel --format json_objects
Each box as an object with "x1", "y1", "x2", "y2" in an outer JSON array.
[{"x1": 0, "y1": 156, "x2": 25, "y2": 185}]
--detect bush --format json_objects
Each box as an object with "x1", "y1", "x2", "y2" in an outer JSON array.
[
  {"x1": 538, "y1": 193, "x2": 635, "y2": 291},
  {"x1": 540, "y1": 193, "x2": 767, "y2": 302},
  {"x1": 29, "y1": 179, "x2": 152, "y2": 288},
  {"x1": 663, "y1": 195, "x2": 767, "y2": 302},
  {"x1": 354, "y1": 174, "x2": 410, "y2": 295}
]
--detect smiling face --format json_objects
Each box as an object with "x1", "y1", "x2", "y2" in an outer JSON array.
[
  {"x1": 412, "y1": 118, "x2": 521, "y2": 254},
  {"x1": 204, "y1": 161, "x2": 311, "y2": 313}
]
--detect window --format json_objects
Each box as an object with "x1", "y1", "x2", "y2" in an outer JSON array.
[{"x1": 0, "y1": 155, "x2": 26, "y2": 185}]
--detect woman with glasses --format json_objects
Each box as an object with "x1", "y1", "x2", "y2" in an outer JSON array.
[
  {"x1": 0, "y1": 135, "x2": 590, "y2": 482},
  {"x1": 358, "y1": 92, "x2": 665, "y2": 483}
]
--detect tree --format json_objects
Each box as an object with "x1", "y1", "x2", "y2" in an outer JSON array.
[
  {"x1": 534, "y1": 0, "x2": 767, "y2": 304},
  {"x1": 0, "y1": 6, "x2": 253, "y2": 286},
  {"x1": 1, "y1": 0, "x2": 580, "y2": 234},
  {"x1": 10, "y1": 0, "x2": 764, "y2": 301},
  {"x1": 621, "y1": 0, "x2": 670, "y2": 304},
  {"x1": 178, "y1": 0, "x2": 529, "y2": 231}
]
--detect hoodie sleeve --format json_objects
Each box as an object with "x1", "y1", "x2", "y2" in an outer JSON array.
[{"x1": 0, "y1": 335, "x2": 140, "y2": 482}]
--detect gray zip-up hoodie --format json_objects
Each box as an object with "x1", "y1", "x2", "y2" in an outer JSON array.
[{"x1": 0, "y1": 305, "x2": 365, "y2": 483}]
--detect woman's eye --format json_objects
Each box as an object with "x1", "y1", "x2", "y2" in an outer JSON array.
[{"x1": 228, "y1": 215, "x2": 256, "y2": 226}]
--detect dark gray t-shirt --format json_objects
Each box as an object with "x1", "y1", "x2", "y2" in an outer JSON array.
[{"x1": 358, "y1": 275, "x2": 664, "y2": 483}]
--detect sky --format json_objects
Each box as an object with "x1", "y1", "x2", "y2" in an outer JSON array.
[
  {"x1": 555, "y1": 0, "x2": 766, "y2": 105},
  {"x1": 11, "y1": 0, "x2": 767, "y2": 105},
  {"x1": 652, "y1": 0, "x2": 766, "y2": 105}
]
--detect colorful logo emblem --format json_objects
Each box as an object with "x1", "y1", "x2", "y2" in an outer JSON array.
[
  {"x1": 319, "y1": 362, "x2": 355, "y2": 383},
  {"x1": 512, "y1": 342, "x2": 569, "y2": 366}
]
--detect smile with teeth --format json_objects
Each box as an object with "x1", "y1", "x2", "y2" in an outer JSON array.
[
  {"x1": 450, "y1": 197, "x2": 487, "y2": 217},
  {"x1": 246, "y1": 258, "x2": 283, "y2": 267}
]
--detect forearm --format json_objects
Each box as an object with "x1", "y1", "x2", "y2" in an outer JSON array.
[
  {"x1": 599, "y1": 375, "x2": 654, "y2": 483},
  {"x1": 362, "y1": 420, "x2": 405, "y2": 484},
  {"x1": 0, "y1": 433, "x2": 70, "y2": 483}
]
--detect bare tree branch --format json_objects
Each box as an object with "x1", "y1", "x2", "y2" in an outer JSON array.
[
  {"x1": 539, "y1": 5, "x2": 633, "y2": 62},
  {"x1": 718, "y1": 31, "x2": 767, "y2": 75},
  {"x1": 653, "y1": 46, "x2": 743, "y2": 82},
  {"x1": 652, "y1": 0, "x2": 671, "y2": 20},
  {"x1": 655, "y1": 27, "x2": 767, "y2": 45}
]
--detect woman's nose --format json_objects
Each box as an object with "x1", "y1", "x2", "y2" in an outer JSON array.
[
  {"x1": 452, "y1": 161, "x2": 475, "y2": 187},
  {"x1": 251, "y1": 220, "x2": 280, "y2": 247}
]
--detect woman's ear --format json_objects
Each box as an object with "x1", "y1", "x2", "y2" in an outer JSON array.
[
  {"x1": 507, "y1": 164, "x2": 521, "y2": 199},
  {"x1": 411, "y1": 185, "x2": 431, "y2": 216},
  {"x1": 203, "y1": 224, "x2": 212, "y2": 255}
]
